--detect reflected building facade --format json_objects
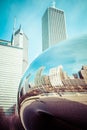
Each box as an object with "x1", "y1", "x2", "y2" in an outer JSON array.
[
  {"x1": 33, "y1": 65, "x2": 87, "y2": 93},
  {"x1": 42, "y1": 4, "x2": 67, "y2": 51},
  {"x1": 79, "y1": 65, "x2": 87, "y2": 84},
  {"x1": 49, "y1": 65, "x2": 68, "y2": 86}
]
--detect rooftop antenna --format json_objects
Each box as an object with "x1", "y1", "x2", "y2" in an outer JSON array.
[
  {"x1": 19, "y1": 24, "x2": 23, "y2": 34},
  {"x1": 11, "y1": 16, "x2": 16, "y2": 45},
  {"x1": 51, "y1": 1, "x2": 56, "y2": 8},
  {"x1": 13, "y1": 16, "x2": 16, "y2": 34}
]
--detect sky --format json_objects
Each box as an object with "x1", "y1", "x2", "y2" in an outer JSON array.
[{"x1": 0, "y1": 0, "x2": 87, "y2": 64}]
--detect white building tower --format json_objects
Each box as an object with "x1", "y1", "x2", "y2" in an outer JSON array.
[
  {"x1": 0, "y1": 25, "x2": 29, "y2": 115},
  {"x1": 11, "y1": 25, "x2": 29, "y2": 73},
  {"x1": 42, "y1": 2, "x2": 67, "y2": 51}
]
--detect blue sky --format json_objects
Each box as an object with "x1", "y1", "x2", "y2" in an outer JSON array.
[{"x1": 0, "y1": 0, "x2": 87, "y2": 64}]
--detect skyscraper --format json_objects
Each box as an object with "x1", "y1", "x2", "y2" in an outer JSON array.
[
  {"x1": 0, "y1": 26, "x2": 29, "y2": 115},
  {"x1": 11, "y1": 25, "x2": 29, "y2": 73},
  {"x1": 0, "y1": 41, "x2": 23, "y2": 114},
  {"x1": 42, "y1": 3, "x2": 67, "y2": 51}
]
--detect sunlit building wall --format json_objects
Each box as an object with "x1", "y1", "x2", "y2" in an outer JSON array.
[
  {"x1": 0, "y1": 26, "x2": 29, "y2": 114},
  {"x1": 42, "y1": 5, "x2": 67, "y2": 51},
  {"x1": 0, "y1": 43, "x2": 23, "y2": 114}
]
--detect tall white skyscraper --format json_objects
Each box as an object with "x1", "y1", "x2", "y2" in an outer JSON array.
[
  {"x1": 42, "y1": 4, "x2": 67, "y2": 51},
  {"x1": 0, "y1": 26, "x2": 29, "y2": 115},
  {"x1": 11, "y1": 25, "x2": 29, "y2": 73},
  {"x1": 0, "y1": 42, "x2": 23, "y2": 114}
]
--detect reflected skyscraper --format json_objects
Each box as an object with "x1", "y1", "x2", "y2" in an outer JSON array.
[{"x1": 42, "y1": 3, "x2": 67, "y2": 51}]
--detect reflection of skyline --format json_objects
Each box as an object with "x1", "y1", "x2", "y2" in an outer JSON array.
[
  {"x1": 33, "y1": 65, "x2": 87, "y2": 89},
  {"x1": 19, "y1": 65, "x2": 87, "y2": 109}
]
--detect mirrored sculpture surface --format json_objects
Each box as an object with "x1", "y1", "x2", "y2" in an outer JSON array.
[{"x1": 17, "y1": 35, "x2": 87, "y2": 130}]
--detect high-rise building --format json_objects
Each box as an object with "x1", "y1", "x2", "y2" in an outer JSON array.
[
  {"x1": 0, "y1": 42, "x2": 23, "y2": 114},
  {"x1": 42, "y1": 3, "x2": 67, "y2": 51},
  {"x1": 0, "y1": 26, "x2": 29, "y2": 115},
  {"x1": 11, "y1": 25, "x2": 29, "y2": 73}
]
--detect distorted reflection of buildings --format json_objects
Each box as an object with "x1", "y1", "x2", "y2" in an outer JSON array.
[
  {"x1": 49, "y1": 65, "x2": 68, "y2": 86},
  {"x1": 34, "y1": 65, "x2": 87, "y2": 92},
  {"x1": 79, "y1": 66, "x2": 87, "y2": 84}
]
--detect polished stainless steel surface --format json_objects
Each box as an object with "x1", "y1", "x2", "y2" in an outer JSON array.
[{"x1": 17, "y1": 35, "x2": 87, "y2": 130}]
